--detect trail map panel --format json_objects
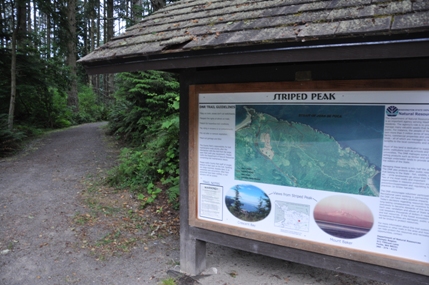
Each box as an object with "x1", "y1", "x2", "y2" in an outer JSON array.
[{"x1": 196, "y1": 90, "x2": 429, "y2": 268}]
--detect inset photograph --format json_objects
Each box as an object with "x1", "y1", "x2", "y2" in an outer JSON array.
[
  {"x1": 225, "y1": 184, "x2": 271, "y2": 222},
  {"x1": 314, "y1": 195, "x2": 374, "y2": 239}
]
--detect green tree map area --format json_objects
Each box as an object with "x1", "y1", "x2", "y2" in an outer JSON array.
[{"x1": 235, "y1": 107, "x2": 380, "y2": 196}]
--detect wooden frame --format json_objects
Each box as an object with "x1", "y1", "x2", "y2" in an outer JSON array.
[{"x1": 187, "y1": 79, "x2": 429, "y2": 278}]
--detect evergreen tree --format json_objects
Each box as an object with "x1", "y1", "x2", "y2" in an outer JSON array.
[
  {"x1": 106, "y1": 70, "x2": 180, "y2": 206},
  {"x1": 232, "y1": 186, "x2": 243, "y2": 215},
  {"x1": 67, "y1": 0, "x2": 78, "y2": 112}
]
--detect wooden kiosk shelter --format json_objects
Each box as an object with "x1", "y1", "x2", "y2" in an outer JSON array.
[{"x1": 79, "y1": 1, "x2": 429, "y2": 284}]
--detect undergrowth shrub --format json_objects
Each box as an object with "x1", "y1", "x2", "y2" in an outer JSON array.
[
  {"x1": 107, "y1": 71, "x2": 180, "y2": 208},
  {"x1": 74, "y1": 85, "x2": 108, "y2": 124},
  {"x1": 51, "y1": 87, "x2": 73, "y2": 128},
  {"x1": 0, "y1": 114, "x2": 26, "y2": 157}
]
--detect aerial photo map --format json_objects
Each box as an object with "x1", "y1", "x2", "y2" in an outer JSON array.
[{"x1": 235, "y1": 105, "x2": 384, "y2": 196}]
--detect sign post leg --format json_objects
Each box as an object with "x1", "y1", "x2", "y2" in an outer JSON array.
[{"x1": 180, "y1": 235, "x2": 207, "y2": 275}]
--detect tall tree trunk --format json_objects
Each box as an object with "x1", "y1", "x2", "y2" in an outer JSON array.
[
  {"x1": 103, "y1": 0, "x2": 107, "y2": 102},
  {"x1": 18, "y1": 1, "x2": 26, "y2": 35},
  {"x1": 97, "y1": 0, "x2": 100, "y2": 47},
  {"x1": 150, "y1": 0, "x2": 165, "y2": 12},
  {"x1": 125, "y1": 0, "x2": 129, "y2": 25},
  {"x1": 0, "y1": 0, "x2": 4, "y2": 47},
  {"x1": 106, "y1": 0, "x2": 113, "y2": 41},
  {"x1": 67, "y1": 0, "x2": 78, "y2": 111},
  {"x1": 83, "y1": 0, "x2": 88, "y2": 55},
  {"x1": 89, "y1": 0, "x2": 96, "y2": 90},
  {"x1": 104, "y1": 0, "x2": 114, "y2": 102},
  {"x1": 89, "y1": 0, "x2": 96, "y2": 53},
  {"x1": 95, "y1": 0, "x2": 100, "y2": 98},
  {"x1": 26, "y1": 1, "x2": 31, "y2": 32},
  {"x1": 9, "y1": 0, "x2": 26, "y2": 130},
  {"x1": 33, "y1": 0, "x2": 37, "y2": 35},
  {"x1": 32, "y1": 0, "x2": 38, "y2": 51},
  {"x1": 9, "y1": 19, "x2": 17, "y2": 130},
  {"x1": 132, "y1": 0, "x2": 142, "y2": 22},
  {"x1": 46, "y1": 12, "x2": 51, "y2": 58}
]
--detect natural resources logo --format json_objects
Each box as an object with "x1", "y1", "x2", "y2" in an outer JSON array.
[{"x1": 386, "y1": 106, "x2": 399, "y2": 117}]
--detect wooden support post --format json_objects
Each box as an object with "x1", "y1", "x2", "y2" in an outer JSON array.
[
  {"x1": 180, "y1": 235, "x2": 206, "y2": 275},
  {"x1": 179, "y1": 69, "x2": 207, "y2": 275}
]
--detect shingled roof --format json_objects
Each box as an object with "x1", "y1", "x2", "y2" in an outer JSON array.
[{"x1": 79, "y1": 0, "x2": 429, "y2": 74}]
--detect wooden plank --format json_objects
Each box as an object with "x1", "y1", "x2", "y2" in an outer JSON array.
[
  {"x1": 190, "y1": 227, "x2": 429, "y2": 285},
  {"x1": 188, "y1": 85, "x2": 199, "y2": 223},
  {"x1": 190, "y1": 218, "x2": 429, "y2": 276},
  {"x1": 180, "y1": 71, "x2": 208, "y2": 276},
  {"x1": 193, "y1": 78, "x2": 429, "y2": 93}
]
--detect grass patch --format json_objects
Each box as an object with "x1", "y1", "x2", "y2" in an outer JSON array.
[
  {"x1": 73, "y1": 212, "x2": 94, "y2": 225},
  {"x1": 71, "y1": 172, "x2": 179, "y2": 260},
  {"x1": 159, "y1": 278, "x2": 176, "y2": 285}
]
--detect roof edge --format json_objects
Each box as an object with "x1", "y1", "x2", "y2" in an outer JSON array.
[{"x1": 81, "y1": 37, "x2": 429, "y2": 75}]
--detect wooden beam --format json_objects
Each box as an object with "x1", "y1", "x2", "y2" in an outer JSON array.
[{"x1": 82, "y1": 38, "x2": 429, "y2": 75}]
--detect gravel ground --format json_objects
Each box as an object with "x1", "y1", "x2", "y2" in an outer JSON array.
[{"x1": 0, "y1": 122, "x2": 389, "y2": 285}]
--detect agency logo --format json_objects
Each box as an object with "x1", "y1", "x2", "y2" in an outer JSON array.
[{"x1": 386, "y1": 106, "x2": 399, "y2": 117}]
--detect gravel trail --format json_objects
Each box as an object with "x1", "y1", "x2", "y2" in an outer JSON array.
[{"x1": 0, "y1": 123, "x2": 177, "y2": 284}]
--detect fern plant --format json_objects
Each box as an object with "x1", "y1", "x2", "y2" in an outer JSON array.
[{"x1": 107, "y1": 71, "x2": 180, "y2": 208}]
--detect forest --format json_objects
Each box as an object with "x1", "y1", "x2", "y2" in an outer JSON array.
[{"x1": 0, "y1": 0, "x2": 180, "y2": 207}]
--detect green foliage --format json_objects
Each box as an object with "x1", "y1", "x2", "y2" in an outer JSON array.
[
  {"x1": 108, "y1": 71, "x2": 179, "y2": 143},
  {"x1": 108, "y1": 112, "x2": 180, "y2": 208},
  {"x1": 51, "y1": 87, "x2": 73, "y2": 128},
  {"x1": 0, "y1": 47, "x2": 70, "y2": 128},
  {"x1": 160, "y1": 278, "x2": 177, "y2": 285},
  {"x1": 107, "y1": 71, "x2": 180, "y2": 208},
  {"x1": 73, "y1": 84, "x2": 108, "y2": 124},
  {"x1": 137, "y1": 182, "x2": 162, "y2": 206},
  {"x1": 0, "y1": 114, "x2": 26, "y2": 157}
]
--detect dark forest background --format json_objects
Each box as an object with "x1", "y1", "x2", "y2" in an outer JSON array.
[{"x1": 1, "y1": 0, "x2": 180, "y2": 207}]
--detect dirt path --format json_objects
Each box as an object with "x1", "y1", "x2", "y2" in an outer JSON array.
[
  {"x1": 0, "y1": 123, "x2": 388, "y2": 285},
  {"x1": 0, "y1": 123, "x2": 178, "y2": 284}
]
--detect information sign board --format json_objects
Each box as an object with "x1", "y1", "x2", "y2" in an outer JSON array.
[{"x1": 188, "y1": 81, "x2": 429, "y2": 276}]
